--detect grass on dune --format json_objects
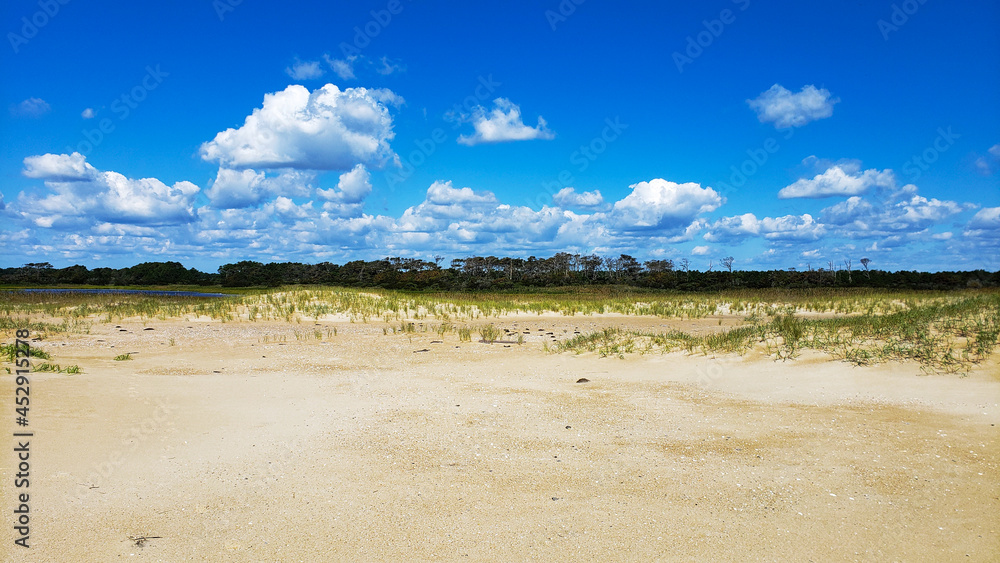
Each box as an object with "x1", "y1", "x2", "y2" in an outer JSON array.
[
  {"x1": 551, "y1": 293, "x2": 1000, "y2": 373},
  {"x1": 2, "y1": 286, "x2": 998, "y2": 373}
]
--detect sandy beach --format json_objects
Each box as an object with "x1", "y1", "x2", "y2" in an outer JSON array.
[{"x1": 3, "y1": 315, "x2": 998, "y2": 561}]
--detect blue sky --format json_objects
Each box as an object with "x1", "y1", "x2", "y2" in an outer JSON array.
[{"x1": 2, "y1": 0, "x2": 998, "y2": 271}]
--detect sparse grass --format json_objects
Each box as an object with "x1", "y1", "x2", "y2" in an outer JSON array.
[
  {"x1": 551, "y1": 292, "x2": 1000, "y2": 373},
  {"x1": 1, "y1": 342, "x2": 52, "y2": 362},
  {"x1": 3, "y1": 286, "x2": 997, "y2": 373},
  {"x1": 114, "y1": 353, "x2": 133, "y2": 361},
  {"x1": 478, "y1": 324, "x2": 501, "y2": 344},
  {"x1": 34, "y1": 362, "x2": 81, "y2": 374}
]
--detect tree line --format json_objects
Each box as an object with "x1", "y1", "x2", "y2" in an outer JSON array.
[{"x1": 1, "y1": 255, "x2": 997, "y2": 291}]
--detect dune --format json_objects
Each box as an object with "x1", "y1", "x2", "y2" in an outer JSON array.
[{"x1": 2, "y1": 316, "x2": 998, "y2": 561}]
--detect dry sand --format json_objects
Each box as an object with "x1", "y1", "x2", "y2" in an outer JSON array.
[{"x1": 2, "y1": 315, "x2": 998, "y2": 561}]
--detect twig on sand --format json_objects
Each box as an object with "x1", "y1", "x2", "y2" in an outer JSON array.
[{"x1": 127, "y1": 535, "x2": 162, "y2": 547}]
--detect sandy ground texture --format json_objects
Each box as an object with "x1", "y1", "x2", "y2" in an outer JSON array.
[{"x1": 2, "y1": 315, "x2": 999, "y2": 562}]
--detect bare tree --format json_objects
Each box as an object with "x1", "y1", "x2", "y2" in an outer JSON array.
[
  {"x1": 843, "y1": 258, "x2": 853, "y2": 283},
  {"x1": 644, "y1": 259, "x2": 673, "y2": 273},
  {"x1": 721, "y1": 256, "x2": 734, "y2": 273},
  {"x1": 706, "y1": 260, "x2": 713, "y2": 272},
  {"x1": 679, "y1": 258, "x2": 690, "y2": 274},
  {"x1": 860, "y1": 257, "x2": 872, "y2": 279}
]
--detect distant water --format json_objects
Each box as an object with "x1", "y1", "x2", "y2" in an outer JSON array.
[{"x1": 14, "y1": 288, "x2": 231, "y2": 298}]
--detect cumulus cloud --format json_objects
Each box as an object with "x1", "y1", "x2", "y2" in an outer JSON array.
[
  {"x1": 389, "y1": 182, "x2": 599, "y2": 254},
  {"x1": 81, "y1": 108, "x2": 95, "y2": 119},
  {"x1": 19, "y1": 153, "x2": 199, "y2": 226},
  {"x1": 23, "y1": 152, "x2": 97, "y2": 181},
  {"x1": 206, "y1": 169, "x2": 268, "y2": 209},
  {"x1": 199, "y1": 84, "x2": 401, "y2": 171},
  {"x1": 779, "y1": 164, "x2": 895, "y2": 199},
  {"x1": 703, "y1": 213, "x2": 760, "y2": 241},
  {"x1": 705, "y1": 212, "x2": 825, "y2": 242},
  {"x1": 747, "y1": 84, "x2": 838, "y2": 129},
  {"x1": 285, "y1": 59, "x2": 324, "y2": 80},
  {"x1": 206, "y1": 169, "x2": 315, "y2": 209},
  {"x1": 456, "y1": 98, "x2": 555, "y2": 146},
  {"x1": 317, "y1": 164, "x2": 372, "y2": 216},
  {"x1": 820, "y1": 186, "x2": 965, "y2": 235},
  {"x1": 611, "y1": 179, "x2": 723, "y2": 231},
  {"x1": 11, "y1": 97, "x2": 51, "y2": 118},
  {"x1": 318, "y1": 164, "x2": 372, "y2": 204},
  {"x1": 552, "y1": 187, "x2": 604, "y2": 209},
  {"x1": 964, "y1": 207, "x2": 1000, "y2": 236}
]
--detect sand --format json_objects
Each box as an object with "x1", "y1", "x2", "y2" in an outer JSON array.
[{"x1": 2, "y1": 315, "x2": 998, "y2": 561}]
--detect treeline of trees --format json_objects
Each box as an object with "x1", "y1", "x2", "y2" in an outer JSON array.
[
  {"x1": 0, "y1": 261, "x2": 216, "y2": 286},
  {"x1": 2, "y1": 254, "x2": 998, "y2": 291}
]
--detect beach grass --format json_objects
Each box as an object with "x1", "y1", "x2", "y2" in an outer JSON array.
[{"x1": 2, "y1": 286, "x2": 997, "y2": 372}]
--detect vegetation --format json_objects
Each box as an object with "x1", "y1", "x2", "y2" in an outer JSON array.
[
  {"x1": 2, "y1": 256, "x2": 997, "y2": 291},
  {"x1": 2, "y1": 284, "x2": 997, "y2": 374},
  {"x1": 1, "y1": 342, "x2": 51, "y2": 362},
  {"x1": 552, "y1": 292, "x2": 1000, "y2": 373}
]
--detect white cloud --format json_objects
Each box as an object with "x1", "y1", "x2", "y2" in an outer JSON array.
[
  {"x1": 11, "y1": 97, "x2": 51, "y2": 118},
  {"x1": 705, "y1": 212, "x2": 825, "y2": 242},
  {"x1": 779, "y1": 164, "x2": 895, "y2": 199},
  {"x1": 821, "y1": 189, "x2": 965, "y2": 234},
  {"x1": 23, "y1": 152, "x2": 97, "y2": 181},
  {"x1": 703, "y1": 213, "x2": 760, "y2": 241},
  {"x1": 206, "y1": 169, "x2": 268, "y2": 209},
  {"x1": 81, "y1": 108, "x2": 95, "y2": 119},
  {"x1": 206, "y1": 169, "x2": 315, "y2": 209},
  {"x1": 759, "y1": 214, "x2": 825, "y2": 240},
  {"x1": 325, "y1": 54, "x2": 357, "y2": 80},
  {"x1": 199, "y1": 84, "x2": 401, "y2": 171},
  {"x1": 375, "y1": 56, "x2": 405, "y2": 75},
  {"x1": 747, "y1": 84, "x2": 838, "y2": 129},
  {"x1": 691, "y1": 245, "x2": 711, "y2": 256},
  {"x1": 317, "y1": 165, "x2": 372, "y2": 217},
  {"x1": 966, "y1": 207, "x2": 1000, "y2": 231},
  {"x1": 611, "y1": 179, "x2": 723, "y2": 231},
  {"x1": 285, "y1": 59, "x2": 324, "y2": 80},
  {"x1": 456, "y1": 98, "x2": 555, "y2": 146},
  {"x1": 552, "y1": 187, "x2": 604, "y2": 208},
  {"x1": 19, "y1": 153, "x2": 199, "y2": 226},
  {"x1": 317, "y1": 164, "x2": 371, "y2": 204}
]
